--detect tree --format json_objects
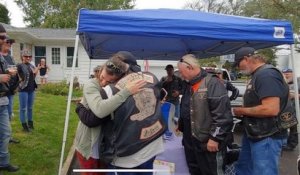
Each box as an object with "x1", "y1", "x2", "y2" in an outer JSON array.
[
  {"x1": 183, "y1": 0, "x2": 246, "y2": 15},
  {"x1": 0, "y1": 3, "x2": 10, "y2": 24},
  {"x1": 243, "y1": 0, "x2": 300, "y2": 34},
  {"x1": 243, "y1": 0, "x2": 300, "y2": 53},
  {"x1": 14, "y1": 0, "x2": 135, "y2": 28}
]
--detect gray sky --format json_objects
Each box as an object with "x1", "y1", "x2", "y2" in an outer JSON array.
[{"x1": 0, "y1": 0, "x2": 188, "y2": 27}]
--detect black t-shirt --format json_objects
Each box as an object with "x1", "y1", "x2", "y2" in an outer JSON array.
[
  {"x1": 39, "y1": 66, "x2": 47, "y2": 76},
  {"x1": 17, "y1": 63, "x2": 36, "y2": 92},
  {"x1": 3, "y1": 54, "x2": 15, "y2": 65},
  {"x1": 254, "y1": 68, "x2": 287, "y2": 101},
  {"x1": 160, "y1": 75, "x2": 182, "y2": 105}
]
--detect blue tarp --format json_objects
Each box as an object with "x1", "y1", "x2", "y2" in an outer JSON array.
[{"x1": 77, "y1": 8, "x2": 294, "y2": 60}]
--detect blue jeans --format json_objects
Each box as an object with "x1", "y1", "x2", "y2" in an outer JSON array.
[
  {"x1": 0, "y1": 105, "x2": 11, "y2": 166},
  {"x1": 19, "y1": 91, "x2": 35, "y2": 123},
  {"x1": 235, "y1": 134, "x2": 285, "y2": 175},
  {"x1": 7, "y1": 95, "x2": 14, "y2": 120},
  {"x1": 108, "y1": 157, "x2": 155, "y2": 175}
]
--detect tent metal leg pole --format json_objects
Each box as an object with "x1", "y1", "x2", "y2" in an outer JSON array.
[
  {"x1": 289, "y1": 44, "x2": 300, "y2": 155},
  {"x1": 58, "y1": 34, "x2": 80, "y2": 175},
  {"x1": 89, "y1": 59, "x2": 92, "y2": 78}
]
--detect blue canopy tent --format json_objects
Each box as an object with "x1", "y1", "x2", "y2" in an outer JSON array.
[
  {"x1": 59, "y1": 9, "x2": 297, "y2": 174},
  {"x1": 77, "y1": 8, "x2": 293, "y2": 60}
]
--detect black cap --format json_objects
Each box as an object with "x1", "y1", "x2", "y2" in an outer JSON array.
[
  {"x1": 233, "y1": 47, "x2": 256, "y2": 67},
  {"x1": 114, "y1": 51, "x2": 141, "y2": 72},
  {"x1": 165, "y1": 64, "x2": 174, "y2": 70},
  {"x1": 0, "y1": 24, "x2": 6, "y2": 33},
  {"x1": 282, "y1": 68, "x2": 293, "y2": 73}
]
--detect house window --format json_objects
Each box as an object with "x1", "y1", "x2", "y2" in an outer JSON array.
[
  {"x1": 51, "y1": 48, "x2": 60, "y2": 65},
  {"x1": 67, "y1": 47, "x2": 78, "y2": 67},
  {"x1": 35, "y1": 46, "x2": 46, "y2": 66}
]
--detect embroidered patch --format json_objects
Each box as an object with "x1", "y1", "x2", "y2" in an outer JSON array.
[
  {"x1": 131, "y1": 88, "x2": 156, "y2": 121},
  {"x1": 115, "y1": 73, "x2": 154, "y2": 90},
  {"x1": 140, "y1": 120, "x2": 163, "y2": 140},
  {"x1": 280, "y1": 112, "x2": 293, "y2": 121}
]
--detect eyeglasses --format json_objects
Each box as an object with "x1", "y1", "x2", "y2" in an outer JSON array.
[
  {"x1": 179, "y1": 58, "x2": 192, "y2": 67},
  {"x1": 6, "y1": 41, "x2": 12, "y2": 44},
  {"x1": 106, "y1": 61, "x2": 122, "y2": 74},
  {"x1": 0, "y1": 35, "x2": 7, "y2": 40},
  {"x1": 23, "y1": 56, "x2": 32, "y2": 58}
]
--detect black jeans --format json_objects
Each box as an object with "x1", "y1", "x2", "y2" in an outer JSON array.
[{"x1": 181, "y1": 117, "x2": 225, "y2": 175}]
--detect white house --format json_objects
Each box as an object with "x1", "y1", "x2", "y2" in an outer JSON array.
[{"x1": 2, "y1": 23, "x2": 176, "y2": 84}]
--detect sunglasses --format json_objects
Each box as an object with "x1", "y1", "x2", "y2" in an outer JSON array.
[
  {"x1": 0, "y1": 35, "x2": 7, "y2": 40},
  {"x1": 106, "y1": 61, "x2": 123, "y2": 74},
  {"x1": 179, "y1": 58, "x2": 192, "y2": 67}
]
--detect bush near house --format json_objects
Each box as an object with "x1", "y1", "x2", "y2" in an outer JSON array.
[
  {"x1": 39, "y1": 81, "x2": 83, "y2": 97},
  {"x1": 7, "y1": 89, "x2": 79, "y2": 175}
]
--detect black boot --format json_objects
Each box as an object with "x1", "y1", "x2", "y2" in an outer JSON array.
[
  {"x1": 22, "y1": 123, "x2": 30, "y2": 132},
  {"x1": 28, "y1": 121, "x2": 34, "y2": 130}
]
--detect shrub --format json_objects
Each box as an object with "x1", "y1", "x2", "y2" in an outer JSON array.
[{"x1": 39, "y1": 81, "x2": 83, "y2": 97}]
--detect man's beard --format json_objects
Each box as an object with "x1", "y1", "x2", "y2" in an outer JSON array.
[
  {"x1": 286, "y1": 77, "x2": 293, "y2": 84},
  {"x1": 240, "y1": 69, "x2": 252, "y2": 76}
]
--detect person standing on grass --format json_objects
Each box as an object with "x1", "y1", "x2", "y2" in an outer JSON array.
[
  {"x1": 76, "y1": 51, "x2": 165, "y2": 175},
  {"x1": 17, "y1": 49, "x2": 39, "y2": 132},
  {"x1": 37, "y1": 58, "x2": 49, "y2": 85},
  {"x1": 74, "y1": 55, "x2": 146, "y2": 175},
  {"x1": 0, "y1": 23, "x2": 19, "y2": 172},
  {"x1": 0, "y1": 36, "x2": 20, "y2": 144}
]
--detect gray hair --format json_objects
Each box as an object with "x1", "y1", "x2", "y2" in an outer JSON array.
[{"x1": 180, "y1": 54, "x2": 200, "y2": 68}]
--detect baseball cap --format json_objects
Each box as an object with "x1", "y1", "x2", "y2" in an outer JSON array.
[
  {"x1": 114, "y1": 51, "x2": 141, "y2": 72},
  {"x1": 21, "y1": 49, "x2": 32, "y2": 57},
  {"x1": 282, "y1": 68, "x2": 293, "y2": 73},
  {"x1": 165, "y1": 64, "x2": 174, "y2": 70},
  {"x1": 233, "y1": 47, "x2": 256, "y2": 67}
]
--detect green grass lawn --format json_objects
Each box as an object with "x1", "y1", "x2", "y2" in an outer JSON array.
[{"x1": 5, "y1": 91, "x2": 78, "y2": 175}]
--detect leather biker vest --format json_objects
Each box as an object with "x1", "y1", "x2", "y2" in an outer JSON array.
[
  {"x1": 243, "y1": 65, "x2": 281, "y2": 139},
  {"x1": 99, "y1": 72, "x2": 166, "y2": 163},
  {"x1": 190, "y1": 75, "x2": 212, "y2": 142}
]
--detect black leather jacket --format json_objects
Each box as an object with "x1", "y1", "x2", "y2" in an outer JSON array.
[{"x1": 179, "y1": 69, "x2": 233, "y2": 143}]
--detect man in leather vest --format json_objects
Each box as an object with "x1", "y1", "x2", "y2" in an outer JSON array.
[
  {"x1": 177, "y1": 54, "x2": 233, "y2": 175},
  {"x1": 232, "y1": 47, "x2": 288, "y2": 175},
  {"x1": 0, "y1": 24, "x2": 19, "y2": 172}
]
